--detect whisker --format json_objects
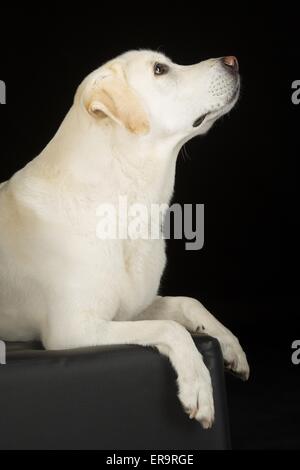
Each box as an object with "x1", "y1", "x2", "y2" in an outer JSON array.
[{"x1": 180, "y1": 144, "x2": 191, "y2": 162}]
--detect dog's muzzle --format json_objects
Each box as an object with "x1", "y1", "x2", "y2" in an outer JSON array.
[{"x1": 193, "y1": 56, "x2": 240, "y2": 128}]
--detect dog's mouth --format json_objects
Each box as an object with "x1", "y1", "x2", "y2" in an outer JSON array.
[
  {"x1": 192, "y1": 113, "x2": 209, "y2": 128},
  {"x1": 192, "y1": 84, "x2": 240, "y2": 129}
]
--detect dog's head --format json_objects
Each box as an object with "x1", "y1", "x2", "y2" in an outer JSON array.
[{"x1": 77, "y1": 50, "x2": 240, "y2": 143}]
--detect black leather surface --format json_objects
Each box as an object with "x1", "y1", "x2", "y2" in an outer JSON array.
[{"x1": 0, "y1": 335, "x2": 231, "y2": 449}]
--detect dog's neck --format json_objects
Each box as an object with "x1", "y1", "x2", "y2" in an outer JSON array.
[{"x1": 37, "y1": 105, "x2": 182, "y2": 205}]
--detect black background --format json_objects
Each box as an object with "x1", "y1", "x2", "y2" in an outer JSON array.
[{"x1": 0, "y1": 10, "x2": 299, "y2": 448}]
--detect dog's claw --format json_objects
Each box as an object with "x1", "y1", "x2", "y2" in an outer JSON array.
[{"x1": 224, "y1": 347, "x2": 250, "y2": 382}]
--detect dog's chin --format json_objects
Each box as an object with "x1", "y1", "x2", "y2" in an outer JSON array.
[
  {"x1": 208, "y1": 90, "x2": 239, "y2": 121},
  {"x1": 193, "y1": 84, "x2": 240, "y2": 133}
]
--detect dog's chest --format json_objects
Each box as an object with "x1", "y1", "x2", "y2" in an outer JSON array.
[{"x1": 116, "y1": 237, "x2": 166, "y2": 318}]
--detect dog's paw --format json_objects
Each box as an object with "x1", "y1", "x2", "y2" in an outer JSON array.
[
  {"x1": 178, "y1": 360, "x2": 215, "y2": 429},
  {"x1": 219, "y1": 336, "x2": 250, "y2": 381}
]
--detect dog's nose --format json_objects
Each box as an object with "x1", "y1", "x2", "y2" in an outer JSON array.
[{"x1": 221, "y1": 56, "x2": 239, "y2": 73}]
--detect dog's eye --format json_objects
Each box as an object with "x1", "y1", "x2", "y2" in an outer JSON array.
[{"x1": 153, "y1": 62, "x2": 169, "y2": 76}]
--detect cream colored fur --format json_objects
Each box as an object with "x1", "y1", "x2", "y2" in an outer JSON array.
[{"x1": 0, "y1": 50, "x2": 249, "y2": 428}]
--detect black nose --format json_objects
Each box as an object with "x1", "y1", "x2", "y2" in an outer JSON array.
[{"x1": 221, "y1": 56, "x2": 239, "y2": 73}]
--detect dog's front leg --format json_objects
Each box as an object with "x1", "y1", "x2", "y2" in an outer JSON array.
[
  {"x1": 137, "y1": 296, "x2": 250, "y2": 381},
  {"x1": 43, "y1": 315, "x2": 214, "y2": 428}
]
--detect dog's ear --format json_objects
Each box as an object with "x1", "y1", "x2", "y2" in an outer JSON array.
[{"x1": 84, "y1": 63, "x2": 150, "y2": 135}]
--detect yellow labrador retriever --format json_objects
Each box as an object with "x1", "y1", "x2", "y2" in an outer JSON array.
[{"x1": 0, "y1": 50, "x2": 249, "y2": 428}]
